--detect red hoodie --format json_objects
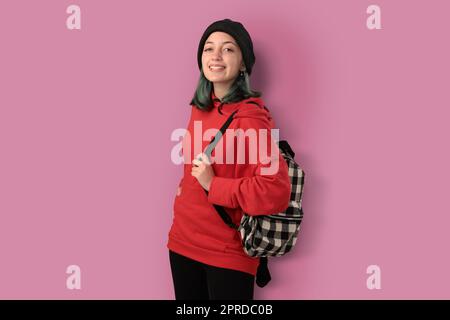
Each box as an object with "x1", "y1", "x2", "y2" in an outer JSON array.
[{"x1": 167, "y1": 91, "x2": 291, "y2": 276}]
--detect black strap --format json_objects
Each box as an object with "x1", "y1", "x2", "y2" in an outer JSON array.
[
  {"x1": 204, "y1": 192, "x2": 238, "y2": 230},
  {"x1": 202, "y1": 109, "x2": 239, "y2": 229},
  {"x1": 278, "y1": 140, "x2": 295, "y2": 158},
  {"x1": 203, "y1": 110, "x2": 238, "y2": 160},
  {"x1": 256, "y1": 257, "x2": 271, "y2": 288},
  {"x1": 202, "y1": 108, "x2": 272, "y2": 287}
]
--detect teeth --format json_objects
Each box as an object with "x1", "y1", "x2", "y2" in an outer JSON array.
[{"x1": 210, "y1": 66, "x2": 225, "y2": 70}]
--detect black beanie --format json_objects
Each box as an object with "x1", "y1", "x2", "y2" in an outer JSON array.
[{"x1": 197, "y1": 18, "x2": 256, "y2": 76}]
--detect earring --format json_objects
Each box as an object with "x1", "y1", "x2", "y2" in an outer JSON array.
[{"x1": 240, "y1": 70, "x2": 245, "y2": 77}]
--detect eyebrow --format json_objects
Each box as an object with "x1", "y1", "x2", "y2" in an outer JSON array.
[{"x1": 205, "y1": 41, "x2": 237, "y2": 46}]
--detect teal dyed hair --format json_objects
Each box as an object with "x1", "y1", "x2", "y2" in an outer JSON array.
[{"x1": 189, "y1": 70, "x2": 262, "y2": 111}]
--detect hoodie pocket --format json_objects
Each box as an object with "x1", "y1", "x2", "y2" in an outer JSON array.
[{"x1": 192, "y1": 231, "x2": 227, "y2": 253}]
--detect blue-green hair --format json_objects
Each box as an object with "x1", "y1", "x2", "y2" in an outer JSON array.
[{"x1": 189, "y1": 70, "x2": 262, "y2": 111}]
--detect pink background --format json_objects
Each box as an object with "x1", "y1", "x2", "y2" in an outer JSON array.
[{"x1": 1, "y1": 0, "x2": 449, "y2": 299}]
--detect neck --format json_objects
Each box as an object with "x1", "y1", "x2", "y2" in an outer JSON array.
[{"x1": 213, "y1": 83, "x2": 232, "y2": 100}]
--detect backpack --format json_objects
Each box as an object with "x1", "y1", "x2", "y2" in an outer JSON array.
[{"x1": 203, "y1": 109, "x2": 306, "y2": 288}]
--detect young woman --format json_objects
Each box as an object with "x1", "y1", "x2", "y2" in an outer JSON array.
[{"x1": 167, "y1": 18, "x2": 291, "y2": 300}]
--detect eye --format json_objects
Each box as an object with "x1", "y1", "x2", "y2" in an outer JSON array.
[
  {"x1": 204, "y1": 48, "x2": 212, "y2": 52},
  {"x1": 224, "y1": 48, "x2": 233, "y2": 52}
]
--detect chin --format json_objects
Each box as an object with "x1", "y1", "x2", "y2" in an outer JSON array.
[{"x1": 209, "y1": 77, "x2": 227, "y2": 82}]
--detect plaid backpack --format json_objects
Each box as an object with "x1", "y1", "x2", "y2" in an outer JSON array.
[
  {"x1": 203, "y1": 109, "x2": 306, "y2": 287},
  {"x1": 238, "y1": 140, "x2": 305, "y2": 257}
]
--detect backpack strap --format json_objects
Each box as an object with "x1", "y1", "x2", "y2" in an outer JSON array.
[
  {"x1": 278, "y1": 140, "x2": 295, "y2": 158},
  {"x1": 256, "y1": 257, "x2": 271, "y2": 287},
  {"x1": 202, "y1": 110, "x2": 239, "y2": 229},
  {"x1": 203, "y1": 109, "x2": 238, "y2": 161},
  {"x1": 202, "y1": 107, "x2": 272, "y2": 288}
]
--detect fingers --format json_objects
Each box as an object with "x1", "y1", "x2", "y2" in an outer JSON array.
[
  {"x1": 191, "y1": 160, "x2": 201, "y2": 177},
  {"x1": 195, "y1": 153, "x2": 211, "y2": 165},
  {"x1": 192, "y1": 153, "x2": 211, "y2": 179},
  {"x1": 192, "y1": 159, "x2": 203, "y2": 167}
]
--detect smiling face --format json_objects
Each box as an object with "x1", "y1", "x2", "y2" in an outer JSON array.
[{"x1": 201, "y1": 31, "x2": 245, "y2": 98}]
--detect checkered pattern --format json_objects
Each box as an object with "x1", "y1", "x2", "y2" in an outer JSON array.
[{"x1": 238, "y1": 141, "x2": 305, "y2": 257}]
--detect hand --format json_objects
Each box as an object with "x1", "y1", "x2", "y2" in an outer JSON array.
[{"x1": 191, "y1": 153, "x2": 215, "y2": 191}]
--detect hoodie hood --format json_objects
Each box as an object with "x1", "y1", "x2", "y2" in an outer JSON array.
[{"x1": 211, "y1": 91, "x2": 274, "y2": 128}]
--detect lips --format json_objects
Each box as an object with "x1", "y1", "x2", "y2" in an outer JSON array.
[{"x1": 209, "y1": 64, "x2": 226, "y2": 71}]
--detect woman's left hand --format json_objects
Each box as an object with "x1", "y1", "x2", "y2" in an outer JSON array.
[{"x1": 191, "y1": 153, "x2": 215, "y2": 191}]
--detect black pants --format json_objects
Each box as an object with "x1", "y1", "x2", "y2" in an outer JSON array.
[{"x1": 169, "y1": 250, "x2": 255, "y2": 300}]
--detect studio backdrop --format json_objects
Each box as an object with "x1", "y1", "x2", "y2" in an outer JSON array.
[{"x1": 1, "y1": 0, "x2": 449, "y2": 299}]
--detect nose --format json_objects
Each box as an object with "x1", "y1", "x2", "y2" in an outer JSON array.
[{"x1": 211, "y1": 48, "x2": 223, "y2": 60}]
